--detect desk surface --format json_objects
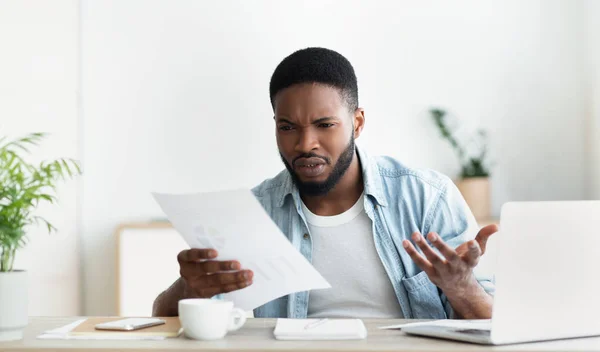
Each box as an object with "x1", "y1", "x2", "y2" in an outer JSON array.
[{"x1": 3, "y1": 317, "x2": 600, "y2": 352}]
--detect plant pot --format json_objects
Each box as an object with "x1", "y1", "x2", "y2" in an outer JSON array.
[
  {"x1": 0, "y1": 270, "x2": 28, "y2": 341},
  {"x1": 455, "y1": 177, "x2": 491, "y2": 220}
]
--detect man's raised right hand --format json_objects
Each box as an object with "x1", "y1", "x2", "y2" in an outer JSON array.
[{"x1": 178, "y1": 248, "x2": 254, "y2": 298}]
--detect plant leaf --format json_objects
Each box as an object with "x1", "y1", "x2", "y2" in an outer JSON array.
[{"x1": 0, "y1": 133, "x2": 80, "y2": 255}]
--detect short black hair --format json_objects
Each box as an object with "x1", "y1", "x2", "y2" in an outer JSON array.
[{"x1": 269, "y1": 47, "x2": 359, "y2": 112}]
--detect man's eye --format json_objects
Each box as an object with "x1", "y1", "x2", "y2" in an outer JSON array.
[
  {"x1": 279, "y1": 125, "x2": 294, "y2": 131},
  {"x1": 319, "y1": 123, "x2": 334, "y2": 128}
]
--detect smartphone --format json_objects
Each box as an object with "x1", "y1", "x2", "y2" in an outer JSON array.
[{"x1": 94, "y1": 318, "x2": 166, "y2": 331}]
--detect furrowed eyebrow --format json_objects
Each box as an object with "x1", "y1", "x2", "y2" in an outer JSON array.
[
  {"x1": 275, "y1": 116, "x2": 339, "y2": 124},
  {"x1": 312, "y1": 117, "x2": 337, "y2": 124},
  {"x1": 276, "y1": 117, "x2": 294, "y2": 124}
]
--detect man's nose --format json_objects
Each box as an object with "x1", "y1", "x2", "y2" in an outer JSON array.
[{"x1": 295, "y1": 129, "x2": 319, "y2": 153}]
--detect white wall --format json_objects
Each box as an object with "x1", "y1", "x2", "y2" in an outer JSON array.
[
  {"x1": 81, "y1": 0, "x2": 587, "y2": 315},
  {"x1": 585, "y1": 0, "x2": 600, "y2": 199},
  {"x1": 0, "y1": 0, "x2": 80, "y2": 315}
]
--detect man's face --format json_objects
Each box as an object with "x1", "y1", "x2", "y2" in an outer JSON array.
[{"x1": 274, "y1": 83, "x2": 364, "y2": 196}]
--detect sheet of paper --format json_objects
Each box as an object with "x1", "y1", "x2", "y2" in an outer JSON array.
[
  {"x1": 152, "y1": 189, "x2": 331, "y2": 311},
  {"x1": 37, "y1": 319, "x2": 166, "y2": 340}
]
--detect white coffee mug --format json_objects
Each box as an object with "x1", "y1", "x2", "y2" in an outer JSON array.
[{"x1": 178, "y1": 298, "x2": 246, "y2": 340}]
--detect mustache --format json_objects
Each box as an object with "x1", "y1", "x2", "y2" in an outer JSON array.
[{"x1": 292, "y1": 153, "x2": 331, "y2": 166}]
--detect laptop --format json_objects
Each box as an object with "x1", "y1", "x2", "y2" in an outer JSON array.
[{"x1": 400, "y1": 201, "x2": 600, "y2": 345}]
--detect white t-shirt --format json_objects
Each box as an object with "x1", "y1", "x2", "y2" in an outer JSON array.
[{"x1": 303, "y1": 193, "x2": 404, "y2": 319}]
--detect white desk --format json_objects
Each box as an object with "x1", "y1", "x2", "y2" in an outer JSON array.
[{"x1": 3, "y1": 317, "x2": 600, "y2": 352}]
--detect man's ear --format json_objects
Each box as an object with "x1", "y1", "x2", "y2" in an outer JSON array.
[{"x1": 353, "y1": 108, "x2": 365, "y2": 139}]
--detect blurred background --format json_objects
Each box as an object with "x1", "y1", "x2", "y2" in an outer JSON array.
[{"x1": 1, "y1": 0, "x2": 599, "y2": 317}]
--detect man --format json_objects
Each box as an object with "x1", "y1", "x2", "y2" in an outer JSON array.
[{"x1": 153, "y1": 47, "x2": 497, "y2": 319}]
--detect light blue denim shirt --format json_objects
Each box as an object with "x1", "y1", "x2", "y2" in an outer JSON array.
[{"x1": 251, "y1": 147, "x2": 495, "y2": 319}]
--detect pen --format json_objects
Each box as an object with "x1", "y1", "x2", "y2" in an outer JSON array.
[{"x1": 304, "y1": 318, "x2": 329, "y2": 330}]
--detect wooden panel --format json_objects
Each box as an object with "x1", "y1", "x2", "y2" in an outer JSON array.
[{"x1": 115, "y1": 223, "x2": 188, "y2": 316}]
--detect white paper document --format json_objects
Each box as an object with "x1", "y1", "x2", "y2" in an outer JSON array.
[{"x1": 152, "y1": 189, "x2": 331, "y2": 311}]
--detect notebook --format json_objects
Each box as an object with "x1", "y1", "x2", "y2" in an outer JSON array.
[
  {"x1": 68, "y1": 317, "x2": 182, "y2": 338},
  {"x1": 274, "y1": 318, "x2": 367, "y2": 340}
]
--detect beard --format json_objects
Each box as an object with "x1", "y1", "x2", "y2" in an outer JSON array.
[{"x1": 280, "y1": 136, "x2": 356, "y2": 197}]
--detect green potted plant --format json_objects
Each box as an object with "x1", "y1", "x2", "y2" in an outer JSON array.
[
  {"x1": 429, "y1": 108, "x2": 492, "y2": 219},
  {"x1": 0, "y1": 133, "x2": 81, "y2": 341}
]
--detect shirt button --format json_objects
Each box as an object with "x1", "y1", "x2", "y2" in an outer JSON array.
[{"x1": 303, "y1": 233, "x2": 310, "y2": 240}]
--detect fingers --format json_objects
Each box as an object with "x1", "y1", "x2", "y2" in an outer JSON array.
[
  {"x1": 412, "y1": 232, "x2": 446, "y2": 266},
  {"x1": 180, "y1": 260, "x2": 241, "y2": 277},
  {"x1": 178, "y1": 248, "x2": 241, "y2": 276},
  {"x1": 426, "y1": 232, "x2": 459, "y2": 264},
  {"x1": 191, "y1": 271, "x2": 254, "y2": 298},
  {"x1": 402, "y1": 239, "x2": 434, "y2": 274},
  {"x1": 177, "y1": 249, "x2": 253, "y2": 298},
  {"x1": 203, "y1": 270, "x2": 254, "y2": 287},
  {"x1": 178, "y1": 248, "x2": 218, "y2": 263},
  {"x1": 463, "y1": 240, "x2": 482, "y2": 267},
  {"x1": 200, "y1": 260, "x2": 241, "y2": 274},
  {"x1": 475, "y1": 224, "x2": 499, "y2": 254}
]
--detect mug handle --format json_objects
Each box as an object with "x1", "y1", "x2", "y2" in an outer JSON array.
[{"x1": 227, "y1": 308, "x2": 247, "y2": 332}]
